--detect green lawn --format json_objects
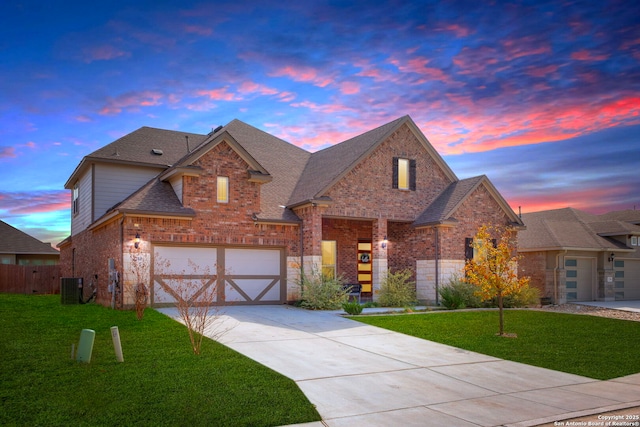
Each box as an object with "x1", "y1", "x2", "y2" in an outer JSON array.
[
  {"x1": 354, "y1": 309, "x2": 640, "y2": 380},
  {"x1": 0, "y1": 294, "x2": 320, "y2": 427}
]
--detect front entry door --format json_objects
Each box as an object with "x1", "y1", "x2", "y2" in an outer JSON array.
[{"x1": 357, "y1": 240, "x2": 372, "y2": 293}]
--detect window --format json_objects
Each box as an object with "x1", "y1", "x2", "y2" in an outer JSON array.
[
  {"x1": 217, "y1": 176, "x2": 229, "y2": 203},
  {"x1": 392, "y1": 157, "x2": 416, "y2": 191},
  {"x1": 465, "y1": 237, "x2": 497, "y2": 261},
  {"x1": 321, "y1": 240, "x2": 337, "y2": 279},
  {"x1": 631, "y1": 236, "x2": 638, "y2": 246},
  {"x1": 72, "y1": 183, "x2": 79, "y2": 215}
]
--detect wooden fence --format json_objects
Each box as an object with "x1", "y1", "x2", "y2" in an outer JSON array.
[{"x1": 0, "y1": 264, "x2": 61, "y2": 294}]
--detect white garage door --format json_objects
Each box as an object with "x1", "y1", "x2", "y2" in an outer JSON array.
[
  {"x1": 565, "y1": 258, "x2": 595, "y2": 302},
  {"x1": 615, "y1": 259, "x2": 640, "y2": 300},
  {"x1": 152, "y1": 246, "x2": 284, "y2": 306}
]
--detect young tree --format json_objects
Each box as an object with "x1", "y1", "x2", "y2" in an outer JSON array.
[
  {"x1": 464, "y1": 225, "x2": 530, "y2": 336},
  {"x1": 155, "y1": 256, "x2": 228, "y2": 354}
]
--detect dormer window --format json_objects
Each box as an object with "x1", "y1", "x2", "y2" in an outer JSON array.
[
  {"x1": 393, "y1": 157, "x2": 416, "y2": 191},
  {"x1": 217, "y1": 176, "x2": 229, "y2": 203}
]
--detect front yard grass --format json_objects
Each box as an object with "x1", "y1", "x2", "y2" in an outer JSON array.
[
  {"x1": 354, "y1": 309, "x2": 640, "y2": 380},
  {"x1": 0, "y1": 294, "x2": 320, "y2": 427}
]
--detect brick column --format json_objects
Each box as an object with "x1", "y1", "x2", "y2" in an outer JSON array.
[{"x1": 372, "y1": 218, "x2": 388, "y2": 300}]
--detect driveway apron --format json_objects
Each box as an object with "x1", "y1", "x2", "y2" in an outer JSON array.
[{"x1": 157, "y1": 305, "x2": 640, "y2": 427}]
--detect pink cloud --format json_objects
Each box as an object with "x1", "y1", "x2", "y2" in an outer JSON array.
[
  {"x1": 339, "y1": 81, "x2": 360, "y2": 95},
  {"x1": 442, "y1": 24, "x2": 472, "y2": 38},
  {"x1": 195, "y1": 87, "x2": 239, "y2": 101},
  {"x1": 0, "y1": 191, "x2": 70, "y2": 215},
  {"x1": 525, "y1": 64, "x2": 559, "y2": 78},
  {"x1": 389, "y1": 56, "x2": 450, "y2": 83},
  {"x1": 75, "y1": 115, "x2": 93, "y2": 122},
  {"x1": 571, "y1": 49, "x2": 609, "y2": 61},
  {"x1": 99, "y1": 91, "x2": 163, "y2": 115},
  {"x1": 81, "y1": 45, "x2": 130, "y2": 63},
  {"x1": 289, "y1": 100, "x2": 354, "y2": 115},
  {"x1": 453, "y1": 46, "x2": 500, "y2": 75},
  {"x1": 269, "y1": 65, "x2": 333, "y2": 87},
  {"x1": 0, "y1": 147, "x2": 16, "y2": 158},
  {"x1": 184, "y1": 24, "x2": 212, "y2": 36},
  {"x1": 501, "y1": 36, "x2": 551, "y2": 60},
  {"x1": 510, "y1": 185, "x2": 634, "y2": 215}
]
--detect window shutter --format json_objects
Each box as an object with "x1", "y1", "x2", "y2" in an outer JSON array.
[
  {"x1": 392, "y1": 157, "x2": 399, "y2": 189},
  {"x1": 409, "y1": 159, "x2": 416, "y2": 191},
  {"x1": 492, "y1": 239, "x2": 497, "y2": 248},
  {"x1": 465, "y1": 238, "x2": 474, "y2": 260}
]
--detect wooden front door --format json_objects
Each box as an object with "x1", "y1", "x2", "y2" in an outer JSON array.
[{"x1": 357, "y1": 240, "x2": 372, "y2": 293}]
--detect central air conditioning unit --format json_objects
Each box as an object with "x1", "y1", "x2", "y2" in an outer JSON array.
[{"x1": 61, "y1": 278, "x2": 83, "y2": 305}]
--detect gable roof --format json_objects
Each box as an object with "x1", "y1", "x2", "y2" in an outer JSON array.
[
  {"x1": 518, "y1": 207, "x2": 638, "y2": 252},
  {"x1": 288, "y1": 116, "x2": 457, "y2": 206},
  {"x1": 597, "y1": 209, "x2": 640, "y2": 225},
  {"x1": 0, "y1": 220, "x2": 60, "y2": 255},
  {"x1": 65, "y1": 127, "x2": 208, "y2": 189},
  {"x1": 412, "y1": 175, "x2": 524, "y2": 228}
]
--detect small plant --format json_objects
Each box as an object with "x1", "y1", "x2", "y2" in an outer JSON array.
[
  {"x1": 377, "y1": 269, "x2": 417, "y2": 307},
  {"x1": 299, "y1": 268, "x2": 349, "y2": 310},
  {"x1": 342, "y1": 301, "x2": 363, "y2": 315},
  {"x1": 363, "y1": 301, "x2": 379, "y2": 308},
  {"x1": 500, "y1": 284, "x2": 541, "y2": 308}
]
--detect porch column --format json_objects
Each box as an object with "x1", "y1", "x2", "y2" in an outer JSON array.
[
  {"x1": 296, "y1": 205, "x2": 324, "y2": 275},
  {"x1": 372, "y1": 218, "x2": 388, "y2": 300}
]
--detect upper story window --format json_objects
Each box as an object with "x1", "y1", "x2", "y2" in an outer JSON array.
[
  {"x1": 392, "y1": 157, "x2": 416, "y2": 191},
  {"x1": 217, "y1": 176, "x2": 229, "y2": 203},
  {"x1": 631, "y1": 236, "x2": 638, "y2": 246},
  {"x1": 72, "y1": 183, "x2": 79, "y2": 215}
]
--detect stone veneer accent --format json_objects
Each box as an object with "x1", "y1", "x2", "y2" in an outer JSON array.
[
  {"x1": 416, "y1": 259, "x2": 465, "y2": 303},
  {"x1": 372, "y1": 258, "x2": 388, "y2": 300}
]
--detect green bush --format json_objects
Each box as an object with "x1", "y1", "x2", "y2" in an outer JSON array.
[
  {"x1": 342, "y1": 301, "x2": 364, "y2": 315},
  {"x1": 438, "y1": 277, "x2": 482, "y2": 309},
  {"x1": 500, "y1": 284, "x2": 541, "y2": 308},
  {"x1": 377, "y1": 269, "x2": 417, "y2": 307},
  {"x1": 363, "y1": 301, "x2": 379, "y2": 308},
  {"x1": 299, "y1": 269, "x2": 349, "y2": 310}
]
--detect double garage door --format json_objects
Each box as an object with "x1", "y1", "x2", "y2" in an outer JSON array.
[{"x1": 151, "y1": 246, "x2": 285, "y2": 306}]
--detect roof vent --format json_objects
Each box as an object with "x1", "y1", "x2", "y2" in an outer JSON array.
[
  {"x1": 151, "y1": 149, "x2": 163, "y2": 155},
  {"x1": 209, "y1": 125, "x2": 223, "y2": 135}
]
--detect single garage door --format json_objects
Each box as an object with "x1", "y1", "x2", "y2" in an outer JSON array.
[
  {"x1": 565, "y1": 258, "x2": 595, "y2": 301},
  {"x1": 152, "y1": 245, "x2": 285, "y2": 306},
  {"x1": 614, "y1": 259, "x2": 640, "y2": 300}
]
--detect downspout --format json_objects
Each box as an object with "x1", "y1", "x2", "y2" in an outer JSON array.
[
  {"x1": 434, "y1": 226, "x2": 439, "y2": 306},
  {"x1": 117, "y1": 213, "x2": 125, "y2": 310}
]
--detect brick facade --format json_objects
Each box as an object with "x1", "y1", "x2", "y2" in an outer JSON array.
[{"x1": 61, "y1": 118, "x2": 522, "y2": 307}]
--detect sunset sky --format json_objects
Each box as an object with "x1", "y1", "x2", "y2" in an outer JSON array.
[{"x1": 1, "y1": 0, "x2": 639, "y2": 247}]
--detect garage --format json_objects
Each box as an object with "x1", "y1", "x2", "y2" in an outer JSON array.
[
  {"x1": 565, "y1": 257, "x2": 595, "y2": 301},
  {"x1": 152, "y1": 245, "x2": 285, "y2": 306},
  {"x1": 615, "y1": 259, "x2": 640, "y2": 300}
]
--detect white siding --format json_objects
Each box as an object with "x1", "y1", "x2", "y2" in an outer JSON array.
[
  {"x1": 71, "y1": 169, "x2": 93, "y2": 236},
  {"x1": 93, "y1": 163, "x2": 164, "y2": 220}
]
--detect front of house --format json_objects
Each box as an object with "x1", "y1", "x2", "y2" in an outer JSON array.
[{"x1": 59, "y1": 115, "x2": 523, "y2": 308}]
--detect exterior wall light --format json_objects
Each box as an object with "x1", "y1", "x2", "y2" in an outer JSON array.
[
  {"x1": 134, "y1": 232, "x2": 141, "y2": 249},
  {"x1": 381, "y1": 236, "x2": 388, "y2": 249},
  {"x1": 608, "y1": 253, "x2": 615, "y2": 262}
]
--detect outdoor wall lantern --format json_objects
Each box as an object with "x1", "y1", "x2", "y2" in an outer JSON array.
[
  {"x1": 608, "y1": 253, "x2": 615, "y2": 263},
  {"x1": 381, "y1": 235, "x2": 388, "y2": 249},
  {"x1": 134, "y1": 232, "x2": 141, "y2": 249}
]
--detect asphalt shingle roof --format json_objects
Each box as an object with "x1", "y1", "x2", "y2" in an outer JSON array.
[
  {"x1": 519, "y1": 208, "x2": 638, "y2": 251},
  {"x1": 0, "y1": 220, "x2": 60, "y2": 254},
  {"x1": 413, "y1": 176, "x2": 485, "y2": 226}
]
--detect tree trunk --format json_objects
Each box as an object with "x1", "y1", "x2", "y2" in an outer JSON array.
[{"x1": 498, "y1": 291, "x2": 504, "y2": 335}]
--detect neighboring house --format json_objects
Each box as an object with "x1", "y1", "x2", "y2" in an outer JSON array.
[
  {"x1": 0, "y1": 220, "x2": 60, "y2": 265},
  {"x1": 59, "y1": 115, "x2": 523, "y2": 308},
  {"x1": 518, "y1": 208, "x2": 640, "y2": 303}
]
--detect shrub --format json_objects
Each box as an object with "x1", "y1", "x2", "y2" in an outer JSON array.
[
  {"x1": 438, "y1": 277, "x2": 482, "y2": 309},
  {"x1": 500, "y1": 284, "x2": 541, "y2": 308},
  {"x1": 378, "y1": 269, "x2": 417, "y2": 307},
  {"x1": 342, "y1": 301, "x2": 364, "y2": 315},
  {"x1": 363, "y1": 301, "x2": 379, "y2": 308},
  {"x1": 299, "y1": 269, "x2": 349, "y2": 310}
]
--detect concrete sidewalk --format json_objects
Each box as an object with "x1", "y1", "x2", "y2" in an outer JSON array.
[{"x1": 158, "y1": 306, "x2": 640, "y2": 427}]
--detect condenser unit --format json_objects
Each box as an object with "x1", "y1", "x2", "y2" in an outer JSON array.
[{"x1": 61, "y1": 278, "x2": 83, "y2": 305}]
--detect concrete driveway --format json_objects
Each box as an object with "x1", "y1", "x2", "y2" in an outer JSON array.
[{"x1": 158, "y1": 306, "x2": 640, "y2": 427}]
